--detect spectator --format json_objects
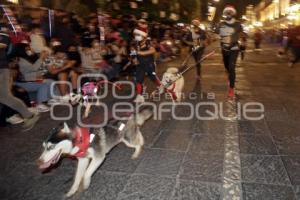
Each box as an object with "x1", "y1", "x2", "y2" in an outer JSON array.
[
  {"x1": 0, "y1": 23, "x2": 39, "y2": 130},
  {"x1": 30, "y1": 25, "x2": 51, "y2": 54},
  {"x1": 15, "y1": 42, "x2": 53, "y2": 112}
]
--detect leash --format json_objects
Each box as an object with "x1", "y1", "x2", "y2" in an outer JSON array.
[
  {"x1": 178, "y1": 50, "x2": 215, "y2": 78},
  {"x1": 149, "y1": 50, "x2": 215, "y2": 101},
  {"x1": 159, "y1": 50, "x2": 216, "y2": 90}
]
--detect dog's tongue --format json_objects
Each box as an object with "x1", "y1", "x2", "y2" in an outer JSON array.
[
  {"x1": 38, "y1": 160, "x2": 52, "y2": 170},
  {"x1": 38, "y1": 152, "x2": 61, "y2": 171}
]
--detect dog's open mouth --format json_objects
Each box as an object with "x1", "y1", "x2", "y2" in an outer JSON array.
[{"x1": 38, "y1": 150, "x2": 62, "y2": 170}]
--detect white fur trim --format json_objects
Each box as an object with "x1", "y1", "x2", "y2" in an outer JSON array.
[
  {"x1": 133, "y1": 29, "x2": 147, "y2": 37},
  {"x1": 223, "y1": 7, "x2": 236, "y2": 15}
]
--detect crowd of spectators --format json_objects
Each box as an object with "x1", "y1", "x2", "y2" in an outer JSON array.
[{"x1": 0, "y1": 7, "x2": 189, "y2": 126}]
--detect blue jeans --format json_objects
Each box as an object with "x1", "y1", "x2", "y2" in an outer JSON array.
[{"x1": 15, "y1": 80, "x2": 53, "y2": 104}]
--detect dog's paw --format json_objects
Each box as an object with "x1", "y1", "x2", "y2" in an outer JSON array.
[
  {"x1": 131, "y1": 148, "x2": 141, "y2": 159},
  {"x1": 65, "y1": 189, "x2": 77, "y2": 198},
  {"x1": 131, "y1": 154, "x2": 139, "y2": 159},
  {"x1": 83, "y1": 177, "x2": 91, "y2": 190}
]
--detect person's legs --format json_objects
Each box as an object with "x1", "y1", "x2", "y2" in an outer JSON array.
[
  {"x1": 193, "y1": 49, "x2": 204, "y2": 77},
  {"x1": 228, "y1": 50, "x2": 239, "y2": 89},
  {"x1": 135, "y1": 65, "x2": 145, "y2": 95},
  {"x1": 291, "y1": 47, "x2": 300, "y2": 64},
  {"x1": 0, "y1": 69, "x2": 33, "y2": 119},
  {"x1": 58, "y1": 72, "x2": 69, "y2": 95},
  {"x1": 146, "y1": 63, "x2": 161, "y2": 86},
  {"x1": 43, "y1": 79, "x2": 58, "y2": 97},
  {"x1": 254, "y1": 41, "x2": 258, "y2": 49},
  {"x1": 240, "y1": 46, "x2": 246, "y2": 60},
  {"x1": 70, "y1": 70, "x2": 79, "y2": 93},
  {"x1": 296, "y1": 47, "x2": 300, "y2": 63},
  {"x1": 15, "y1": 82, "x2": 50, "y2": 104},
  {"x1": 1, "y1": 86, "x2": 31, "y2": 126},
  {"x1": 222, "y1": 50, "x2": 230, "y2": 73},
  {"x1": 14, "y1": 86, "x2": 31, "y2": 107}
]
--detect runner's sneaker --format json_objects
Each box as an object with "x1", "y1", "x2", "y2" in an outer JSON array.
[
  {"x1": 6, "y1": 114, "x2": 24, "y2": 125},
  {"x1": 23, "y1": 113, "x2": 40, "y2": 131},
  {"x1": 228, "y1": 88, "x2": 235, "y2": 98},
  {"x1": 36, "y1": 104, "x2": 50, "y2": 112},
  {"x1": 288, "y1": 62, "x2": 294, "y2": 68},
  {"x1": 60, "y1": 94, "x2": 71, "y2": 103},
  {"x1": 134, "y1": 94, "x2": 145, "y2": 103},
  {"x1": 28, "y1": 107, "x2": 39, "y2": 114},
  {"x1": 70, "y1": 93, "x2": 82, "y2": 104},
  {"x1": 47, "y1": 98, "x2": 61, "y2": 105}
]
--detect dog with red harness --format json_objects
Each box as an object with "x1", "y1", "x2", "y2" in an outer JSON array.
[
  {"x1": 36, "y1": 107, "x2": 153, "y2": 197},
  {"x1": 158, "y1": 67, "x2": 184, "y2": 103}
]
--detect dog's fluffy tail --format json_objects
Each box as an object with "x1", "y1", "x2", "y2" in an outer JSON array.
[{"x1": 135, "y1": 107, "x2": 153, "y2": 126}]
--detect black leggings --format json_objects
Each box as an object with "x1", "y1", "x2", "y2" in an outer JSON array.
[
  {"x1": 291, "y1": 47, "x2": 300, "y2": 64},
  {"x1": 192, "y1": 48, "x2": 205, "y2": 76},
  {"x1": 222, "y1": 49, "x2": 239, "y2": 88},
  {"x1": 135, "y1": 62, "x2": 157, "y2": 84}
]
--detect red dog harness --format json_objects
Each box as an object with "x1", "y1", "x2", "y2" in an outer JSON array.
[
  {"x1": 166, "y1": 82, "x2": 178, "y2": 101},
  {"x1": 73, "y1": 128, "x2": 90, "y2": 157}
]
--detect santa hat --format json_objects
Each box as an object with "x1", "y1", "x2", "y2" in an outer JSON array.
[
  {"x1": 223, "y1": 5, "x2": 237, "y2": 15},
  {"x1": 133, "y1": 27, "x2": 148, "y2": 37}
]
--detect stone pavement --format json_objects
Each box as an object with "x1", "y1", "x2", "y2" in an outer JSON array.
[{"x1": 1, "y1": 42, "x2": 300, "y2": 200}]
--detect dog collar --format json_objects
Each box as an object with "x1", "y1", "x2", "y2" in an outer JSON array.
[{"x1": 72, "y1": 127, "x2": 91, "y2": 158}]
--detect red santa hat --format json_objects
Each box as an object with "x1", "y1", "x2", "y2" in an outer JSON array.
[
  {"x1": 133, "y1": 27, "x2": 148, "y2": 37},
  {"x1": 223, "y1": 5, "x2": 237, "y2": 15}
]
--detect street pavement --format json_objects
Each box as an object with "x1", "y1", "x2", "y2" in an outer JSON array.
[{"x1": 1, "y1": 42, "x2": 300, "y2": 200}]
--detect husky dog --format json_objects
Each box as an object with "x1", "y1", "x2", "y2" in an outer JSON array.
[
  {"x1": 159, "y1": 67, "x2": 184, "y2": 102},
  {"x1": 37, "y1": 108, "x2": 153, "y2": 197}
]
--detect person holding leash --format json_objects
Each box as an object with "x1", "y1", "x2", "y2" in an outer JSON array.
[
  {"x1": 183, "y1": 19, "x2": 207, "y2": 81},
  {"x1": 216, "y1": 5, "x2": 244, "y2": 97},
  {"x1": 131, "y1": 19, "x2": 161, "y2": 103}
]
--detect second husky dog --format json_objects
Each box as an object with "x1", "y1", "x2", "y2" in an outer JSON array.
[{"x1": 37, "y1": 108, "x2": 153, "y2": 197}]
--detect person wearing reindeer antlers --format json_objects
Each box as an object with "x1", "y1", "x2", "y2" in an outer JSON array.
[
  {"x1": 131, "y1": 19, "x2": 161, "y2": 103},
  {"x1": 216, "y1": 5, "x2": 244, "y2": 98}
]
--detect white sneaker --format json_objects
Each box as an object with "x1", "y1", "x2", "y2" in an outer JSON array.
[
  {"x1": 134, "y1": 94, "x2": 145, "y2": 103},
  {"x1": 70, "y1": 93, "x2": 82, "y2": 104},
  {"x1": 288, "y1": 62, "x2": 294, "y2": 68},
  {"x1": 36, "y1": 104, "x2": 50, "y2": 113},
  {"x1": 59, "y1": 94, "x2": 71, "y2": 103},
  {"x1": 47, "y1": 98, "x2": 61, "y2": 105},
  {"x1": 28, "y1": 107, "x2": 39, "y2": 114},
  {"x1": 6, "y1": 114, "x2": 24, "y2": 125},
  {"x1": 59, "y1": 93, "x2": 82, "y2": 104}
]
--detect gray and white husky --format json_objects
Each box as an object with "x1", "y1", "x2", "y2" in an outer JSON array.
[{"x1": 37, "y1": 108, "x2": 153, "y2": 197}]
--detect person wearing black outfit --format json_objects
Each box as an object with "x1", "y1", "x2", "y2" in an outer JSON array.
[
  {"x1": 216, "y1": 6, "x2": 244, "y2": 97},
  {"x1": 183, "y1": 19, "x2": 207, "y2": 80},
  {"x1": 131, "y1": 20, "x2": 161, "y2": 103}
]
